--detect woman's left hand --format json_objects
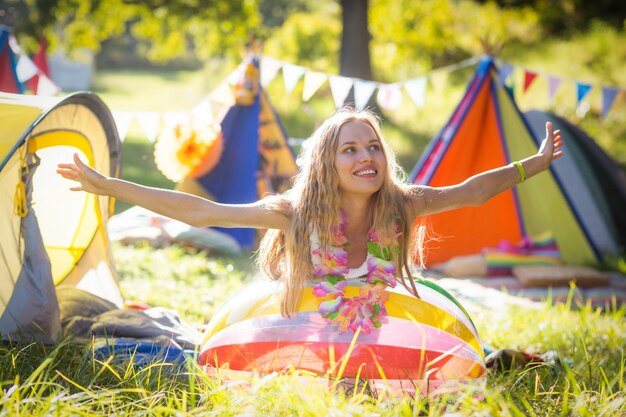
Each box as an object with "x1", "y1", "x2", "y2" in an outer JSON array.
[{"x1": 537, "y1": 121, "x2": 563, "y2": 168}]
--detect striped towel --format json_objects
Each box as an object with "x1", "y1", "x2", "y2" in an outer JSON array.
[{"x1": 484, "y1": 232, "x2": 561, "y2": 276}]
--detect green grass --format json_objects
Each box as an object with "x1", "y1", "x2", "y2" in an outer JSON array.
[{"x1": 2, "y1": 244, "x2": 625, "y2": 415}]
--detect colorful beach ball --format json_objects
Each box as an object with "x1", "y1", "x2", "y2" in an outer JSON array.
[{"x1": 199, "y1": 278, "x2": 486, "y2": 396}]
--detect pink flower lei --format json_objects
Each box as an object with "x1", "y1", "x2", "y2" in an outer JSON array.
[{"x1": 310, "y1": 210, "x2": 400, "y2": 334}]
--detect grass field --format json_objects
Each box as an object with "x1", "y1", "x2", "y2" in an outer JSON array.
[{"x1": 2, "y1": 244, "x2": 625, "y2": 415}]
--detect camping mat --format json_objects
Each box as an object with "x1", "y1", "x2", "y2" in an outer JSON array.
[{"x1": 428, "y1": 273, "x2": 626, "y2": 311}]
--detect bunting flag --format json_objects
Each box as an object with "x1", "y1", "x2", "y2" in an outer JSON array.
[
  {"x1": 497, "y1": 62, "x2": 514, "y2": 88},
  {"x1": 302, "y1": 70, "x2": 327, "y2": 102},
  {"x1": 15, "y1": 55, "x2": 39, "y2": 82},
  {"x1": 353, "y1": 79, "x2": 377, "y2": 110},
  {"x1": 523, "y1": 70, "x2": 538, "y2": 93},
  {"x1": 112, "y1": 111, "x2": 133, "y2": 143},
  {"x1": 191, "y1": 97, "x2": 214, "y2": 121},
  {"x1": 329, "y1": 75, "x2": 353, "y2": 108},
  {"x1": 162, "y1": 111, "x2": 187, "y2": 128},
  {"x1": 35, "y1": 73, "x2": 59, "y2": 96},
  {"x1": 429, "y1": 70, "x2": 448, "y2": 96},
  {"x1": 601, "y1": 86, "x2": 620, "y2": 119},
  {"x1": 260, "y1": 56, "x2": 282, "y2": 87},
  {"x1": 135, "y1": 112, "x2": 160, "y2": 143},
  {"x1": 548, "y1": 76, "x2": 562, "y2": 103},
  {"x1": 376, "y1": 83, "x2": 403, "y2": 110},
  {"x1": 405, "y1": 76, "x2": 427, "y2": 108},
  {"x1": 576, "y1": 82, "x2": 593, "y2": 106},
  {"x1": 282, "y1": 63, "x2": 306, "y2": 94},
  {"x1": 28, "y1": 37, "x2": 50, "y2": 92}
]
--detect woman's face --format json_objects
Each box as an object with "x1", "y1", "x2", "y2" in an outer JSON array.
[{"x1": 334, "y1": 120, "x2": 387, "y2": 199}]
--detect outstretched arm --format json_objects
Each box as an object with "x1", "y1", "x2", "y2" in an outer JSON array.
[
  {"x1": 407, "y1": 122, "x2": 563, "y2": 218},
  {"x1": 57, "y1": 153, "x2": 289, "y2": 230}
]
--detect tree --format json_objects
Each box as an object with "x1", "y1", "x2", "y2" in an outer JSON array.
[
  {"x1": 3, "y1": 0, "x2": 260, "y2": 60},
  {"x1": 339, "y1": 0, "x2": 372, "y2": 79}
]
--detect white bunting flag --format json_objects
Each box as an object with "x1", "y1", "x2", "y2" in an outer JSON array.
[
  {"x1": 404, "y1": 77, "x2": 427, "y2": 108},
  {"x1": 260, "y1": 56, "x2": 283, "y2": 87},
  {"x1": 135, "y1": 112, "x2": 160, "y2": 143},
  {"x1": 35, "y1": 74, "x2": 60, "y2": 96},
  {"x1": 354, "y1": 79, "x2": 377, "y2": 110},
  {"x1": 16, "y1": 55, "x2": 39, "y2": 82},
  {"x1": 376, "y1": 83, "x2": 403, "y2": 110},
  {"x1": 282, "y1": 63, "x2": 306, "y2": 94},
  {"x1": 429, "y1": 70, "x2": 448, "y2": 95},
  {"x1": 112, "y1": 111, "x2": 134, "y2": 143},
  {"x1": 162, "y1": 111, "x2": 188, "y2": 128},
  {"x1": 302, "y1": 71, "x2": 327, "y2": 102},
  {"x1": 191, "y1": 97, "x2": 214, "y2": 121},
  {"x1": 329, "y1": 75, "x2": 353, "y2": 109}
]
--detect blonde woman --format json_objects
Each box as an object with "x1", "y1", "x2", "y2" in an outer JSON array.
[{"x1": 58, "y1": 108, "x2": 562, "y2": 388}]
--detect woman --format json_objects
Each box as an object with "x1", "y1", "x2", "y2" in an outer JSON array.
[
  {"x1": 58, "y1": 108, "x2": 562, "y2": 389},
  {"x1": 58, "y1": 107, "x2": 561, "y2": 314}
]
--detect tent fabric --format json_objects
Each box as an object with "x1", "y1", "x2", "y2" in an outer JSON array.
[
  {"x1": 410, "y1": 57, "x2": 615, "y2": 267},
  {"x1": 0, "y1": 91, "x2": 122, "y2": 342},
  {"x1": 190, "y1": 56, "x2": 297, "y2": 249},
  {"x1": 0, "y1": 27, "x2": 23, "y2": 94},
  {"x1": 524, "y1": 110, "x2": 626, "y2": 251}
]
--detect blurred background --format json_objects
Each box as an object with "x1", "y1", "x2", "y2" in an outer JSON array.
[{"x1": 2, "y1": 0, "x2": 625, "y2": 212}]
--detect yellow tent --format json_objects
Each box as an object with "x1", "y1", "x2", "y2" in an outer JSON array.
[{"x1": 0, "y1": 92, "x2": 122, "y2": 342}]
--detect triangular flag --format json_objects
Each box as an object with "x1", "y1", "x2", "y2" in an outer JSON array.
[
  {"x1": 329, "y1": 75, "x2": 353, "y2": 109},
  {"x1": 601, "y1": 86, "x2": 620, "y2": 119},
  {"x1": 576, "y1": 82, "x2": 592, "y2": 105},
  {"x1": 548, "y1": 76, "x2": 562, "y2": 103},
  {"x1": 353, "y1": 79, "x2": 377, "y2": 110},
  {"x1": 135, "y1": 112, "x2": 161, "y2": 143},
  {"x1": 497, "y1": 62, "x2": 514, "y2": 88},
  {"x1": 282, "y1": 63, "x2": 306, "y2": 94},
  {"x1": 162, "y1": 111, "x2": 188, "y2": 128},
  {"x1": 112, "y1": 111, "x2": 133, "y2": 143},
  {"x1": 35, "y1": 73, "x2": 59, "y2": 96},
  {"x1": 523, "y1": 70, "x2": 538, "y2": 93},
  {"x1": 405, "y1": 77, "x2": 427, "y2": 108},
  {"x1": 227, "y1": 63, "x2": 244, "y2": 86},
  {"x1": 191, "y1": 97, "x2": 214, "y2": 121},
  {"x1": 260, "y1": 56, "x2": 282, "y2": 87},
  {"x1": 302, "y1": 71, "x2": 327, "y2": 102},
  {"x1": 15, "y1": 55, "x2": 39, "y2": 82},
  {"x1": 376, "y1": 83, "x2": 403, "y2": 110},
  {"x1": 429, "y1": 70, "x2": 448, "y2": 95}
]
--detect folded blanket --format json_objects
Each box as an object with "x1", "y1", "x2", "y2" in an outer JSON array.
[
  {"x1": 484, "y1": 232, "x2": 561, "y2": 276},
  {"x1": 58, "y1": 287, "x2": 201, "y2": 349}
]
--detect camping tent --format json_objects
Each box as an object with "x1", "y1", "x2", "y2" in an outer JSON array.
[
  {"x1": 524, "y1": 110, "x2": 626, "y2": 252},
  {"x1": 0, "y1": 26, "x2": 23, "y2": 94},
  {"x1": 0, "y1": 91, "x2": 122, "y2": 342},
  {"x1": 173, "y1": 55, "x2": 298, "y2": 249},
  {"x1": 410, "y1": 56, "x2": 624, "y2": 267}
]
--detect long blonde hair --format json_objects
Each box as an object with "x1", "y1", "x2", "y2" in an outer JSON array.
[{"x1": 257, "y1": 108, "x2": 423, "y2": 317}]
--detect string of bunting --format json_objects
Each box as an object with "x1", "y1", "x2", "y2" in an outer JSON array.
[
  {"x1": 109, "y1": 54, "x2": 626, "y2": 143},
  {"x1": 7, "y1": 31, "x2": 61, "y2": 96}
]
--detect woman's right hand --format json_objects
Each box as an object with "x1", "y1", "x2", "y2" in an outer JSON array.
[{"x1": 56, "y1": 153, "x2": 108, "y2": 195}]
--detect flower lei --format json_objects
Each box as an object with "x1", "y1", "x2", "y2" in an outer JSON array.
[{"x1": 310, "y1": 211, "x2": 400, "y2": 334}]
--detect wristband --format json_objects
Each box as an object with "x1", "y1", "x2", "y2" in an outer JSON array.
[{"x1": 512, "y1": 161, "x2": 526, "y2": 183}]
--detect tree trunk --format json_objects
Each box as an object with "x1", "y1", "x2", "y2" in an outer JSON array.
[{"x1": 340, "y1": 0, "x2": 372, "y2": 79}]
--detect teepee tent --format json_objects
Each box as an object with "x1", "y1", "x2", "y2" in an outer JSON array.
[
  {"x1": 171, "y1": 54, "x2": 298, "y2": 249},
  {"x1": 410, "y1": 57, "x2": 622, "y2": 267},
  {"x1": 0, "y1": 91, "x2": 122, "y2": 342},
  {"x1": 0, "y1": 26, "x2": 22, "y2": 94}
]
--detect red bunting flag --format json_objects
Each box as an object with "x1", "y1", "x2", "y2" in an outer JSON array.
[{"x1": 523, "y1": 70, "x2": 538, "y2": 93}]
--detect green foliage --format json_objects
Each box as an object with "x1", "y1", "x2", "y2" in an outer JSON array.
[
  {"x1": 369, "y1": 0, "x2": 541, "y2": 80},
  {"x1": 264, "y1": 9, "x2": 341, "y2": 73},
  {"x1": 13, "y1": 0, "x2": 260, "y2": 60}
]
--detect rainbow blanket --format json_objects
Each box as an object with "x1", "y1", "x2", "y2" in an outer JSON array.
[{"x1": 484, "y1": 232, "x2": 560, "y2": 276}]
